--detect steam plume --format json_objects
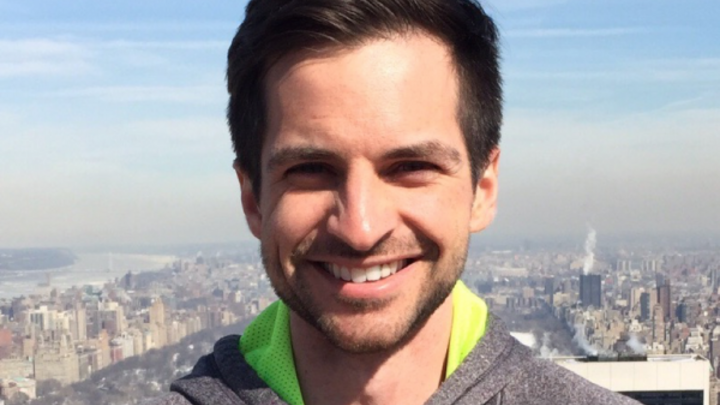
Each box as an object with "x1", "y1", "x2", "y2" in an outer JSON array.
[
  {"x1": 539, "y1": 332, "x2": 560, "y2": 359},
  {"x1": 626, "y1": 334, "x2": 646, "y2": 355},
  {"x1": 582, "y1": 226, "x2": 597, "y2": 275},
  {"x1": 572, "y1": 323, "x2": 598, "y2": 356}
]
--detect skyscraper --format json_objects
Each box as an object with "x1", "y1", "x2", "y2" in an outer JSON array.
[
  {"x1": 640, "y1": 292, "x2": 651, "y2": 322},
  {"x1": 630, "y1": 287, "x2": 645, "y2": 315},
  {"x1": 579, "y1": 274, "x2": 602, "y2": 309},
  {"x1": 72, "y1": 304, "x2": 87, "y2": 342},
  {"x1": 657, "y1": 281, "x2": 672, "y2": 322},
  {"x1": 652, "y1": 304, "x2": 665, "y2": 343}
]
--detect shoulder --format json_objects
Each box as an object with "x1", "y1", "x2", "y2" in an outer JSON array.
[
  {"x1": 434, "y1": 313, "x2": 641, "y2": 405},
  {"x1": 140, "y1": 392, "x2": 193, "y2": 405},
  {"x1": 161, "y1": 334, "x2": 285, "y2": 405}
]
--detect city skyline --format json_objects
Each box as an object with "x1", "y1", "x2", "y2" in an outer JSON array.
[{"x1": 1, "y1": 0, "x2": 719, "y2": 248}]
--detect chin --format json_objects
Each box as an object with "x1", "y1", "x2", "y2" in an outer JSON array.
[{"x1": 315, "y1": 313, "x2": 414, "y2": 354}]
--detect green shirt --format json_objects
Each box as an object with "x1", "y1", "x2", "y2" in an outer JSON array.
[{"x1": 239, "y1": 280, "x2": 489, "y2": 405}]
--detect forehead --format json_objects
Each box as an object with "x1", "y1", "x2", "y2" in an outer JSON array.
[{"x1": 262, "y1": 33, "x2": 465, "y2": 164}]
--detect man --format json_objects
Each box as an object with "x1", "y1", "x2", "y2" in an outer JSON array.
[{"x1": 150, "y1": 0, "x2": 640, "y2": 404}]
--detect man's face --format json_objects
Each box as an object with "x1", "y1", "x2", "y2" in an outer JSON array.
[{"x1": 238, "y1": 33, "x2": 499, "y2": 353}]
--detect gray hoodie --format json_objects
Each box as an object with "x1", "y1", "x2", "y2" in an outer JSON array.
[{"x1": 144, "y1": 315, "x2": 641, "y2": 405}]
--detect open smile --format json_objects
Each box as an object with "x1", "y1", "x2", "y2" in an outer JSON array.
[{"x1": 319, "y1": 260, "x2": 416, "y2": 283}]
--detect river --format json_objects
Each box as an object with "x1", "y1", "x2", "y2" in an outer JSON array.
[{"x1": 0, "y1": 253, "x2": 176, "y2": 299}]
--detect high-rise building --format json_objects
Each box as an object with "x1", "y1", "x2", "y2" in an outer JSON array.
[
  {"x1": 33, "y1": 337, "x2": 80, "y2": 385},
  {"x1": 97, "y1": 301, "x2": 126, "y2": 336},
  {"x1": 642, "y1": 259, "x2": 660, "y2": 273},
  {"x1": 579, "y1": 274, "x2": 602, "y2": 309},
  {"x1": 149, "y1": 298, "x2": 165, "y2": 327},
  {"x1": 123, "y1": 271, "x2": 135, "y2": 290},
  {"x1": 640, "y1": 292, "x2": 651, "y2": 322},
  {"x1": 29, "y1": 306, "x2": 58, "y2": 332},
  {"x1": 655, "y1": 272, "x2": 665, "y2": 287},
  {"x1": 544, "y1": 277, "x2": 555, "y2": 295},
  {"x1": 630, "y1": 287, "x2": 645, "y2": 315},
  {"x1": 616, "y1": 259, "x2": 632, "y2": 272},
  {"x1": 652, "y1": 304, "x2": 665, "y2": 343},
  {"x1": 657, "y1": 281, "x2": 672, "y2": 322},
  {"x1": 676, "y1": 301, "x2": 688, "y2": 323},
  {"x1": 544, "y1": 277, "x2": 555, "y2": 306},
  {"x1": 71, "y1": 305, "x2": 86, "y2": 342}
]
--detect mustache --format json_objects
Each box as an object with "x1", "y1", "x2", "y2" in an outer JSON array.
[{"x1": 291, "y1": 232, "x2": 438, "y2": 262}]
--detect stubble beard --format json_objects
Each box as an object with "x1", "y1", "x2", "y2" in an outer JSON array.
[{"x1": 261, "y1": 235, "x2": 469, "y2": 354}]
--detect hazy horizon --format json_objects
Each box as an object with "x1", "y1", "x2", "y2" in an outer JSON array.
[{"x1": 1, "y1": 0, "x2": 718, "y2": 248}]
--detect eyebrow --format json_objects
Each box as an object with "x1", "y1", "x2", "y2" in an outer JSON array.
[
  {"x1": 382, "y1": 141, "x2": 462, "y2": 166},
  {"x1": 265, "y1": 140, "x2": 463, "y2": 172},
  {"x1": 266, "y1": 146, "x2": 338, "y2": 173}
]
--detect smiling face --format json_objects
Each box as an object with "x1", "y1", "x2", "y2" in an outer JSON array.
[{"x1": 238, "y1": 32, "x2": 499, "y2": 353}]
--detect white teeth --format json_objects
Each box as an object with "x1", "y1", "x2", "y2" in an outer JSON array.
[
  {"x1": 366, "y1": 265, "x2": 382, "y2": 281},
  {"x1": 381, "y1": 263, "x2": 392, "y2": 278},
  {"x1": 325, "y1": 261, "x2": 406, "y2": 283},
  {"x1": 351, "y1": 268, "x2": 367, "y2": 283}
]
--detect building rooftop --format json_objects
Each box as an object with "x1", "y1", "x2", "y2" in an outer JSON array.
[{"x1": 552, "y1": 353, "x2": 709, "y2": 364}]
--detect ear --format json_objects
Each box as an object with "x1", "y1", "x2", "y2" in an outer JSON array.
[
  {"x1": 234, "y1": 162, "x2": 262, "y2": 239},
  {"x1": 469, "y1": 148, "x2": 500, "y2": 233}
]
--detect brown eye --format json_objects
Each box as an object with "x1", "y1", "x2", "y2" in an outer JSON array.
[
  {"x1": 393, "y1": 161, "x2": 440, "y2": 173},
  {"x1": 286, "y1": 163, "x2": 331, "y2": 176},
  {"x1": 284, "y1": 163, "x2": 336, "y2": 189},
  {"x1": 387, "y1": 161, "x2": 442, "y2": 185}
]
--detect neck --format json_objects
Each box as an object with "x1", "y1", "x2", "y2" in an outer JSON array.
[{"x1": 290, "y1": 295, "x2": 453, "y2": 405}]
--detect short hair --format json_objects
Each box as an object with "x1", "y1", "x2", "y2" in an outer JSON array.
[{"x1": 227, "y1": 0, "x2": 502, "y2": 197}]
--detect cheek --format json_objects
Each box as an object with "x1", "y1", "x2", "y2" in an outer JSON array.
[
  {"x1": 401, "y1": 186, "x2": 473, "y2": 242},
  {"x1": 265, "y1": 193, "x2": 332, "y2": 249}
]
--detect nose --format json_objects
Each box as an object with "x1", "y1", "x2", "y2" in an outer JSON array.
[{"x1": 326, "y1": 165, "x2": 397, "y2": 252}]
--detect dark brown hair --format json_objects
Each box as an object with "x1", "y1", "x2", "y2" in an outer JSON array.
[{"x1": 227, "y1": 0, "x2": 502, "y2": 197}]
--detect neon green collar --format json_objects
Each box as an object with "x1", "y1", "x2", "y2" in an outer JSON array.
[
  {"x1": 239, "y1": 302, "x2": 302, "y2": 405},
  {"x1": 445, "y1": 280, "x2": 489, "y2": 377},
  {"x1": 239, "y1": 281, "x2": 488, "y2": 405}
]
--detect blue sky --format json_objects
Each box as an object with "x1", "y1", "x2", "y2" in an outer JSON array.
[{"x1": 1, "y1": 0, "x2": 719, "y2": 247}]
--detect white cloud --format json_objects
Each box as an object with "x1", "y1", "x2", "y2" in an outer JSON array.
[
  {"x1": 0, "y1": 38, "x2": 87, "y2": 57},
  {"x1": 0, "y1": 21, "x2": 237, "y2": 34},
  {"x1": 506, "y1": 27, "x2": 646, "y2": 38},
  {"x1": 124, "y1": 117, "x2": 229, "y2": 143},
  {"x1": 486, "y1": 0, "x2": 569, "y2": 13},
  {"x1": 99, "y1": 40, "x2": 227, "y2": 51},
  {"x1": 0, "y1": 38, "x2": 94, "y2": 78},
  {"x1": 0, "y1": 114, "x2": 231, "y2": 177},
  {"x1": 50, "y1": 84, "x2": 224, "y2": 104},
  {"x1": 0, "y1": 37, "x2": 227, "y2": 79},
  {"x1": 508, "y1": 57, "x2": 720, "y2": 83},
  {"x1": 642, "y1": 58, "x2": 720, "y2": 82}
]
